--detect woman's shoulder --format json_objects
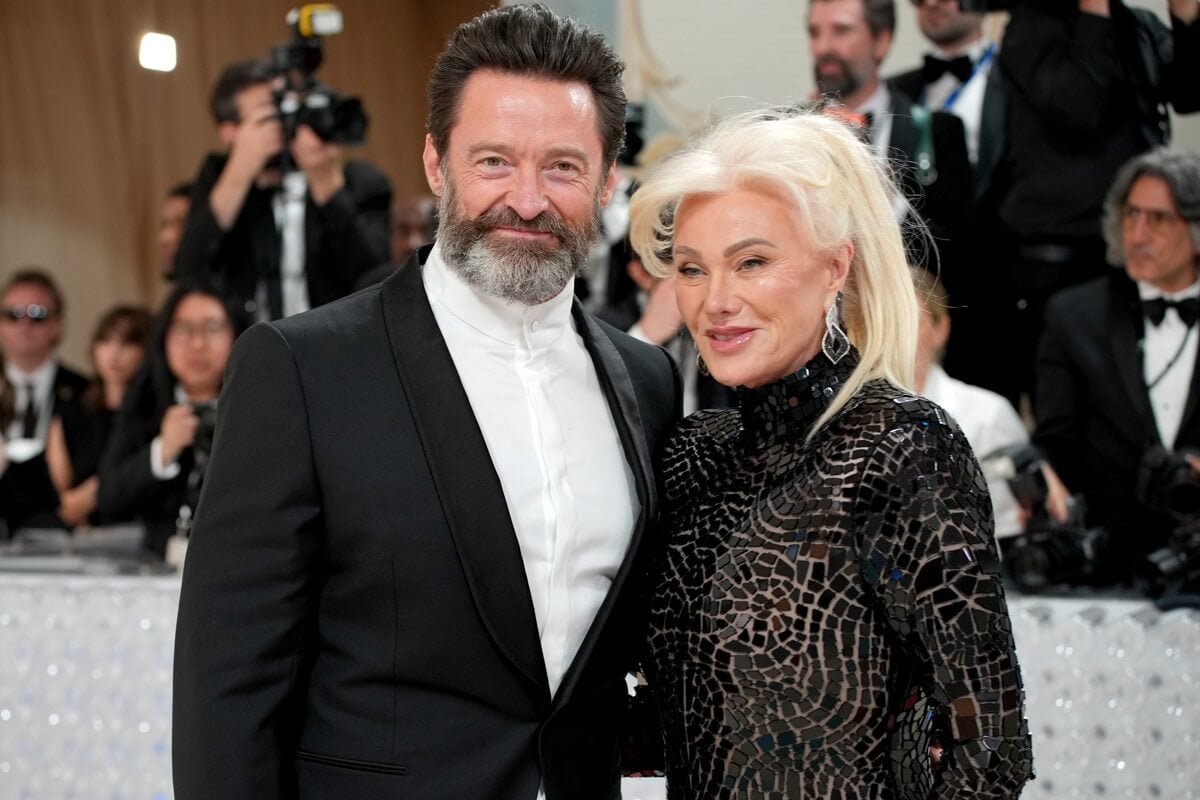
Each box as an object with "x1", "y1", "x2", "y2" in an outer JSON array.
[
  {"x1": 830, "y1": 380, "x2": 972, "y2": 459},
  {"x1": 659, "y1": 407, "x2": 742, "y2": 502}
]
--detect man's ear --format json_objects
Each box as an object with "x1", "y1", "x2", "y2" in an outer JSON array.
[
  {"x1": 599, "y1": 163, "x2": 619, "y2": 207},
  {"x1": 423, "y1": 134, "x2": 445, "y2": 197},
  {"x1": 217, "y1": 121, "x2": 238, "y2": 150}
]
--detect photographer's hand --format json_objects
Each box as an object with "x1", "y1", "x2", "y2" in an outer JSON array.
[
  {"x1": 160, "y1": 404, "x2": 200, "y2": 467},
  {"x1": 210, "y1": 104, "x2": 284, "y2": 229},
  {"x1": 1079, "y1": 0, "x2": 1111, "y2": 17},
  {"x1": 1169, "y1": 0, "x2": 1199, "y2": 23},
  {"x1": 1186, "y1": 454, "x2": 1200, "y2": 474},
  {"x1": 634, "y1": 275, "x2": 683, "y2": 346},
  {"x1": 292, "y1": 125, "x2": 345, "y2": 206},
  {"x1": 1041, "y1": 464, "x2": 1072, "y2": 526}
]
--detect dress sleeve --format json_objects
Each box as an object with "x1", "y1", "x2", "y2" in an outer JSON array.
[{"x1": 854, "y1": 401, "x2": 1034, "y2": 799}]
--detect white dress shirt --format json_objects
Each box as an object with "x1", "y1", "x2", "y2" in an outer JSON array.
[
  {"x1": 4, "y1": 359, "x2": 57, "y2": 443},
  {"x1": 272, "y1": 170, "x2": 311, "y2": 319},
  {"x1": 922, "y1": 39, "x2": 995, "y2": 165},
  {"x1": 855, "y1": 82, "x2": 895, "y2": 160},
  {"x1": 922, "y1": 364, "x2": 1028, "y2": 537},
  {"x1": 1139, "y1": 280, "x2": 1200, "y2": 449},
  {"x1": 423, "y1": 243, "x2": 639, "y2": 699}
]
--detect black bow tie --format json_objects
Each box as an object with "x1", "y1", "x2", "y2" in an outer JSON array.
[
  {"x1": 1143, "y1": 296, "x2": 1200, "y2": 327},
  {"x1": 922, "y1": 54, "x2": 973, "y2": 85}
]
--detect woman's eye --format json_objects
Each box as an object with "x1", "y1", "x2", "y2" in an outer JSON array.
[
  {"x1": 739, "y1": 257, "x2": 766, "y2": 270},
  {"x1": 677, "y1": 264, "x2": 703, "y2": 278}
]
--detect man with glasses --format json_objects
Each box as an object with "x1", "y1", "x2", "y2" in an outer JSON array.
[
  {"x1": 961, "y1": 0, "x2": 1200, "y2": 409},
  {"x1": 0, "y1": 269, "x2": 88, "y2": 532},
  {"x1": 1036, "y1": 148, "x2": 1200, "y2": 586}
]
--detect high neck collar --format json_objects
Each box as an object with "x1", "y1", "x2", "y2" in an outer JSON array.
[
  {"x1": 422, "y1": 241, "x2": 575, "y2": 349},
  {"x1": 738, "y1": 349, "x2": 860, "y2": 449}
]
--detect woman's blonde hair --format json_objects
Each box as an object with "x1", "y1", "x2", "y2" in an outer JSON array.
[{"x1": 628, "y1": 109, "x2": 919, "y2": 440}]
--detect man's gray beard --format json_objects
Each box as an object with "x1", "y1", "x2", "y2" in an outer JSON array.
[{"x1": 437, "y1": 181, "x2": 602, "y2": 306}]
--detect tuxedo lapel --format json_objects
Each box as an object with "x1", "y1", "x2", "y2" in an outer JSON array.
[
  {"x1": 554, "y1": 306, "x2": 655, "y2": 702},
  {"x1": 1107, "y1": 283, "x2": 1161, "y2": 446},
  {"x1": 1175, "y1": 331, "x2": 1200, "y2": 442},
  {"x1": 887, "y1": 89, "x2": 918, "y2": 163},
  {"x1": 379, "y1": 254, "x2": 549, "y2": 697},
  {"x1": 975, "y1": 71, "x2": 1006, "y2": 202}
]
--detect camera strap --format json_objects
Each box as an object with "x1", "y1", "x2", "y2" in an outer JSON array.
[{"x1": 1144, "y1": 325, "x2": 1195, "y2": 393}]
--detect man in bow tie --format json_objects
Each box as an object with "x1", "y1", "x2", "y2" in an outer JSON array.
[
  {"x1": 806, "y1": 0, "x2": 973, "y2": 296},
  {"x1": 1036, "y1": 148, "x2": 1200, "y2": 586}
]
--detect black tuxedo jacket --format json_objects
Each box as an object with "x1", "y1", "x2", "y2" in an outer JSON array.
[
  {"x1": 889, "y1": 59, "x2": 1006, "y2": 204},
  {"x1": 173, "y1": 249, "x2": 681, "y2": 799},
  {"x1": 175, "y1": 153, "x2": 392, "y2": 317},
  {"x1": 1035, "y1": 274, "x2": 1200, "y2": 565}
]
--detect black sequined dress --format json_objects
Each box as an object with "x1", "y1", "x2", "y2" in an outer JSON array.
[{"x1": 646, "y1": 352, "x2": 1033, "y2": 799}]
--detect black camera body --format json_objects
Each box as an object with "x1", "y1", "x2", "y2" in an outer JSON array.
[
  {"x1": 1134, "y1": 447, "x2": 1200, "y2": 597},
  {"x1": 984, "y1": 444, "x2": 1112, "y2": 591},
  {"x1": 269, "y1": 5, "x2": 368, "y2": 147}
]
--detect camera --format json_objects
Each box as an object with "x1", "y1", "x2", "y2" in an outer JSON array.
[
  {"x1": 983, "y1": 444, "x2": 1111, "y2": 591},
  {"x1": 1133, "y1": 448, "x2": 1200, "y2": 598},
  {"x1": 268, "y1": 4, "x2": 368, "y2": 146}
]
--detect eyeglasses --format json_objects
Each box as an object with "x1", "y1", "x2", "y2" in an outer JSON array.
[
  {"x1": 1122, "y1": 203, "x2": 1187, "y2": 234},
  {"x1": 167, "y1": 319, "x2": 232, "y2": 343},
  {"x1": 2, "y1": 304, "x2": 55, "y2": 323}
]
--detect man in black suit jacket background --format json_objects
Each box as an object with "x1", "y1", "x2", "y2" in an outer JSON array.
[
  {"x1": 807, "y1": 0, "x2": 973, "y2": 293},
  {"x1": 175, "y1": 58, "x2": 391, "y2": 320},
  {"x1": 1036, "y1": 148, "x2": 1200, "y2": 585},
  {"x1": 889, "y1": 1, "x2": 1002, "y2": 388},
  {"x1": 173, "y1": 6, "x2": 680, "y2": 799},
  {"x1": 0, "y1": 268, "x2": 89, "y2": 533}
]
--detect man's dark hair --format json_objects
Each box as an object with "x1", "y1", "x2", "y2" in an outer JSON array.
[
  {"x1": 2, "y1": 268, "x2": 65, "y2": 315},
  {"x1": 168, "y1": 181, "x2": 194, "y2": 200},
  {"x1": 426, "y1": 4, "x2": 627, "y2": 167},
  {"x1": 1102, "y1": 148, "x2": 1200, "y2": 267},
  {"x1": 810, "y1": 0, "x2": 895, "y2": 37},
  {"x1": 209, "y1": 58, "x2": 274, "y2": 125}
]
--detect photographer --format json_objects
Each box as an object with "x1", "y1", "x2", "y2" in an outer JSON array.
[
  {"x1": 974, "y1": 0, "x2": 1200, "y2": 408},
  {"x1": 97, "y1": 282, "x2": 250, "y2": 558},
  {"x1": 175, "y1": 58, "x2": 391, "y2": 320},
  {"x1": 1035, "y1": 148, "x2": 1200, "y2": 586}
]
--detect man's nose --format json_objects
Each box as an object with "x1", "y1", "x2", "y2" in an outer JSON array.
[{"x1": 507, "y1": 167, "x2": 550, "y2": 220}]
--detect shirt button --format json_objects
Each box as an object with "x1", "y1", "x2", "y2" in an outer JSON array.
[{"x1": 529, "y1": 320, "x2": 540, "y2": 332}]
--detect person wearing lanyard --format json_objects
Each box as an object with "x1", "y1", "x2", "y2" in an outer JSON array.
[
  {"x1": 1035, "y1": 148, "x2": 1200, "y2": 587},
  {"x1": 890, "y1": 0, "x2": 998, "y2": 168}
]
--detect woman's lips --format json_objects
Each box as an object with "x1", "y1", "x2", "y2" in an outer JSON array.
[{"x1": 706, "y1": 327, "x2": 757, "y2": 354}]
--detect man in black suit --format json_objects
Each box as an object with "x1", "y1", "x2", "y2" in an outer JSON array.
[
  {"x1": 1036, "y1": 148, "x2": 1200, "y2": 584},
  {"x1": 175, "y1": 58, "x2": 392, "y2": 320},
  {"x1": 807, "y1": 0, "x2": 973, "y2": 286},
  {"x1": 0, "y1": 269, "x2": 89, "y2": 533},
  {"x1": 173, "y1": 6, "x2": 680, "y2": 799},
  {"x1": 889, "y1": 1, "x2": 1003, "y2": 387}
]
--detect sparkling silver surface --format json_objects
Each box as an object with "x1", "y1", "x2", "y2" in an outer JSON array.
[{"x1": 0, "y1": 575, "x2": 1196, "y2": 798}]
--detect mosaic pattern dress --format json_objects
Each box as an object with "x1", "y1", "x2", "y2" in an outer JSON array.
[{"x1": 646, "y1": 352, "x2": 1033, "y2": 799}]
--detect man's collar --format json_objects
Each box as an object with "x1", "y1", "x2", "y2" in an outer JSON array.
[
  {"x1": 854, "y1": 81, "x2": 891, "y2": 116},
  {"x1": 5, "y1": 358, "x2": 55, "y2": 387},
  {"x1": 422, "y1": 241, "x2": 575, "y2": 348},
  {"x1": 1137, "y1": 277, "x2": 1200, "y2": 301},
  {"x1": 929, "y1": 37, "x2": 992, "y2": 62}
]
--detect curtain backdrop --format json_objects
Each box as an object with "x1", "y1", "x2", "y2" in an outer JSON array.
[{"x1": 0, "y1": 0, "x2": 490, "y2": 367}]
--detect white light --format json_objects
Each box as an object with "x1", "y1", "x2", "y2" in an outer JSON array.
[{"x1": 139, "y1": 33, "x2": 177, "y2": 72}]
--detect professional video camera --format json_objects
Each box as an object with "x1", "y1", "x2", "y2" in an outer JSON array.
[
  {"x1": 268, "y1": 4, "x2": 368, "y2": 147},
  {"x1": 984, "y1": 444, "x2": 1110, "y2": 592},
  {"x1": 1133, "y1": 447, "x2": 1200, "y2": 598}
]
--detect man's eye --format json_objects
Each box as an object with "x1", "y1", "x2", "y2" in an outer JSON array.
[{"x1": 481, "y1": 157, "x2": 505, "y2": 168}]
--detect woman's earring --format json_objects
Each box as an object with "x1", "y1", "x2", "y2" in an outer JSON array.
[
  {"x1": 696, "y1": 352, "x2": 710, "y2": 377},
  {"x1": 822, "y1": 293, "x2": 850, "y2": 365}
]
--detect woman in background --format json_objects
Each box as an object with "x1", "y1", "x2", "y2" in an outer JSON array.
[
  {"x1": 97, "y1": 282, "x2": 248, "y2": 558},
  {"x1": 46, "y1": 305, "x2": 151, "y2": 527},
  {"x1": 629, "y1": 111, "x2": 1032, "y2": 799}
]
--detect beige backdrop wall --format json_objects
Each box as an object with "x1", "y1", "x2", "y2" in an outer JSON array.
[{"x1": 0, "y1": 0, "x2": 491, "y2": 368}]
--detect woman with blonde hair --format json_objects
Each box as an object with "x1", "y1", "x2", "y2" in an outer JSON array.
[{"x1": 629, "y1": 110, "x2": 1032, "y2": 799}]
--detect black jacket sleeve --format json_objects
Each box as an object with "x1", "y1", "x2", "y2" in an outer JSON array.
[
  {"x1": 1033, "y1": 293, "x2": 1088, "y2": 490},
  {"x1": 305, "y1": 159, "x2": 392, "y2": 296},
  {"x1": 173, "y1": 322, "x2": 323, "y2": 800},
  {"x1": 856, "y1": 412, "x2": 1034, "y2": 799},
  {"x1": 999, "y1": 3, "x2": 1124, "y2": 135}
]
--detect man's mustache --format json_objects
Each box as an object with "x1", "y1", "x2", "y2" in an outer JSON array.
[{"x1": 475, "y1": 207, "x2": 569, "y2": 240}]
